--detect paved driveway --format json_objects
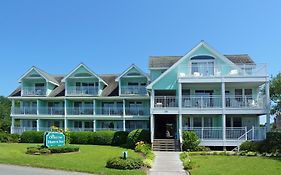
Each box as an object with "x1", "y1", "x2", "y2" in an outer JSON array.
[{"x1": 0, "y1": 164, "x2": 93, "y2": 175}]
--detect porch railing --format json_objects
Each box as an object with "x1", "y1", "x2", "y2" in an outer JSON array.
[
  {"x1": 125, "y1": 107, "x2": 150, "y2": 115},
  {"x1": 121, "y1": 86, "x2": 147, "y2": 95},
  {"x1": 183, "y1": 127, "x2": 266, "y2": 141},
  {"x1": 13, "y1": 127, "x2": 37, "y2": 134},
  {"x1": 67, "y1": 86, "x2": 99, "y2": 96},
  {"x1": 225, "y1": 95, "x2": 266, "y2": 109},
  {"x1": 22, "y1": 86, "x2": 46, "y2": 96},
  {"x1": 67, "y1": 107, "x2": 94, "y2": 115},
  {"x1": 12, "y1": 107, "x2": 37, "y2": 115},
  {"x1": 182, "y1": 95, "x2": 222, "y2": 108},
  {"x1": 39, "y1": 107, "x2": 65, "y2": 115},
  {"x1": 96, "y1": 107, "x2": 123, "y2": 115},
  {"x1": 154, "y1": 96, "x2": 178, "y2": 108}
]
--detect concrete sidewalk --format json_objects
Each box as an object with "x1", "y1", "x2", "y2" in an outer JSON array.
[
  {"x1": 0, "y1": 164, "x2": 93, "y2": 175},
  {"x1": 149, "y1": 151, "x2": 187, "y2": 175}
]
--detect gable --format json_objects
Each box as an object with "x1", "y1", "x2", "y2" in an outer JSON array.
[
  {"x1": 25, "y1": 69, "x2": 44, "y2": 79},
  {"x1": 69, "y1": 66, "x2": 95, "y2": 78},
  {"x1": 115, "y1": 64, "x2": 149, "y2": 82},
  {"x1": 125, "y1": 67, "x2": 142, "y2": 76}
]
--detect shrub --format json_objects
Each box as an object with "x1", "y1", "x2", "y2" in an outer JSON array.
[
  {"x1": 26, "y1": 146, "x2": 41, "y2": 155},
  {"x1": 0, "y1": 132, "x2": 19, "y2": 143},
  {"x1": 239, "y1": 141, "x2": 258, "y2": 152},
  {"x1": 90, "y1": 130, "x2": 116, "y2": 145},
  {"x1": 134, "y1": 141, "x2": 154, "y2": 168},
  {"x1": 39, "y1": 148, "x2": 51, "y2": 155},
  {"x1": 112, "y1": 131, "x2": 128, "y2": 146},
  {"x1": 48, "y1": 145, "x2": 80, "y2": 153},
  {"x1": 182, "y1": 131, "x2": 200, "y2": 151},
  {"x1": 263, "y1": 131, "x2": 281, "y2": 153},
  {"x1": 127, "y1": 129, "x2": 150, "y2": 149},
  {"x1": 194, "y1": 146, "x2": 211, "y2": 152},
  {"x1": 70, "y1": 132, "x2": 93, "y2": 144},
  {"x1": 180, "y1": 152, "x2": 195, "y2": 170},
  {"x1": 106, "y1": 157, "x2": 143, "y2": 170},
  {"x1": 20, "y1": 131, "x2": 44, "y2": 143}
]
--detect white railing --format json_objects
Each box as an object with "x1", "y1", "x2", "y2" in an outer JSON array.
[
  {"x1": 68, "y1": 127, "x2": 94, "y2": 132},
  {"x1": 39, "y1": 107, "x2": 65, "y2": 115},
  {"x1": 67, "y1": 107, "x2": 94, "y2": 115},
  {"x1": 182, "y1": 95, "x2": 222, "y2": 108},
  {"x1": 22, "y1": 86, "x2": 46, "y2": 96},
  {"x1": 67, "y1": 86, "x2": 98, "y2": 96},
  {"x1": 125, "y1": 107, "x2": 150, "y2": 115},
  {"x1": 126, "y1": 127, "x2": 149, "y2": 132},
  {"x1": 121, "y1": 86, "x2": 147, "y2": 95},
  {"x1": 225, "y1": 95, "x2": 266, "y2": 109},
  {"x1": 183, "y1": 127, "x2": 266, "y2": 141},
  {"x1": 154, "y1": 96, "x2": 178, "y2": 108},
  {"x1": 12, "y1": 107, "x2": 37, "y2": 115},
  {"x1": 96, "y1": 107, "x2": 123, "y2": 115},
  {"x1": 96, "y1": 127, "x2": 123, "y2": 131},
  {"x1": 13, "y1": 127, "x2": 37, "y2": 134},
  {"x1": 178, "y1": 64, "x2": 267, "y2": 78}
]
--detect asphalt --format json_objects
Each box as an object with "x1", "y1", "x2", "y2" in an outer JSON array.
[
  {"x1": 0, "y1": 164, "x2": 93, "y2": 175},
  {"x1": 149, "y1": 151, "x2": 187, "y2": 175}
]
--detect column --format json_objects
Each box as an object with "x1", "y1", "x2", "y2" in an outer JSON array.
[
  {"x1": 221, "y1": 82, "x2": 226, "y2": 143},
  {"x1": 179, "y1": 114, "x2": 183, "y2": 143},
  {"x1": 37, "y1": 99, "x2": 40, "y2": 115},
  {"x1": 123, "y1": 99, "x2": 126, "y2": 131},
  {"x1": 64, "y1": 99, "x2": 67, "y2": 131},
  {"x1": 222, "y1": 114, "x2": 226, "y2": 141},
  {"x1": 82, "y1": 121, "x2": 85, "y2": 131},
  {"x1": 93, "y1": 99, "x2": 96, "y2": 115},
  {"x1": 11, "y1": 117, "x2": 15, "y2": 134},
  {"x1": 178, "y1": 83, "x2": 183, "y2": 143},
  {"x1": 150, "y1": 114, "x2": 154, "y2": 143},
  {"x1": 11, "y1": 100, "x2": 15, "y2": 115},
  {"x1": 36, "y1": 119, "x2": 40, "y2": 131},
  {"x1": 265, "y1": 80, "x2": 270, "y2": 131},
  {"x1": 93, "y1": 120, "x2": 96, "y2": 132}
]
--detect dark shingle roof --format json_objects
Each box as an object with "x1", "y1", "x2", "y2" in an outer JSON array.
[
  {"x1": 100, "y1": 74, "x2": 119, "y2": 96},
  {"x1": 149, "y1": 54, "x2": 255, "y2": 68}
]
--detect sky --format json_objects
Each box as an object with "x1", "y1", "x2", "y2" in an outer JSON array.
[{"x1": 0, "y1": 0, "x2": 281, "y2": 96}]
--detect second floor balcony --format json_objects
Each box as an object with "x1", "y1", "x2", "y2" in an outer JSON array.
[
  {"x1": 39, "y1": 107, "x2": 65, "y2": 115},
  {"x1": 12, "y1": 107, "x2": 37, "y2": 115},
  {"x1": 22, "y1": 86, "x2": 46, "y2": 96},
  {"x1": 96, "y1": 107, "x2": 123, "y2": 116},
  {"x1": 121, "y1": 86, "x2": 147, "y2": 95},
  {"x1": 67, "y1": 86, "x2": 99, "y2": 96},
  {"x1": 67, "y1": 107, "x2": 94, "y2": 115}
]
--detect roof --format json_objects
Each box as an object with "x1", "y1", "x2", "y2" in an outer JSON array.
[
  {"x1": 115, "y1": 64, "x2": 149, "y2": 81},
  {"x1": 149, "y1": 54, "x2": 255, "y2": 68},
  {"x1": 100, "y1": 74, "x2": 119, "y2": 96}
]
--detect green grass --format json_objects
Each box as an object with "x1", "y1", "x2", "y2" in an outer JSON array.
[
  {"x1": 0, "y1": 143, "x2": 146, "y2": 175},
  {"x1": 190, "y1": 155, "x2": 281, "y2": 175}
]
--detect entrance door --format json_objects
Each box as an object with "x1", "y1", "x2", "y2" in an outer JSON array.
[{"x1": 154, "y1": 115, "x2": 177, "y2": 139}]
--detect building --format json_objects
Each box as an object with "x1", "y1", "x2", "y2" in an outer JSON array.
[{"x1": 9, "y1": 41, "x2": 270, "y2": 148}]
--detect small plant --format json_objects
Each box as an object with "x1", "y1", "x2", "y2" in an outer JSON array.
[
  {"x1": 182, "y1": 131, "x2": 200, "y2": 151},
  {"x1": 127, "y1": 129, "x2": 150, "y2": 149},
  {"x1": 180, "y1": 152, "x2": 195, "y2": 170},
  {"x1": 134, "y1": 141, "x2": 154, "y2": 168},
  {"x1": 106, "y1": 157, "x2": 143, "y2": 170},
  {"x1": 26, "y1": 145, "x2": 79, "y2": 155}
]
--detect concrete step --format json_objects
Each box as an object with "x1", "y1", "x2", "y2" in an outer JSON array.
[{"x1": 153, "y1": 139, "x2": 180, "y2": 152}]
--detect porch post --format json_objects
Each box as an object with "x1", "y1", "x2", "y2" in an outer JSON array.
[
  {"x1": 123, "y1": 99, "x2": 126, "y2": 131},
  {"x1": 150, "y1": 90, "x2": 155, "y2": 143},
  {"x1": 93, "y1": 120, "x2": 96, "y2": 132},
  {"x1": 178, "y1": 83, "x2": 183, "y2": 143},
  {"x1": 221, "y1": 82, "x2": 226, "y2": 143},
  {"x1": 11, "y1": 117, "x2": 15, "y2": 134},
  {"x1": 36, "y1": 119, "x2": 40, "y2": 131},
  {"x1": 265, "y1": 80, "x2": 270, "y2": 131},
  {"x1": 64, "y1": 99, "x2": 67, "y2": 131}
]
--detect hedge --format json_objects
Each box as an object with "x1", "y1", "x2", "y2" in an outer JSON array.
[
  {"x1": 112, "y1": 131, "x2": 129, "y2": 146},
  {"x1": 20, "y1": 131, "x2": 45, "y2": 143},
  {"x1": 70, "y1": 131, "x2": 93, "y2": 144},
  {"x1": 106, "y1": 157, "x2": 143, "y2": 170},
  {"x1": 0, "y1": 132, "x2": 20, "y2": 143},
  {"x1": 127, "y1": 129, "x2": 150, "y2": 149},
  {"x1": 90, "y1": 130, "x2": 116, "y2": 145}
]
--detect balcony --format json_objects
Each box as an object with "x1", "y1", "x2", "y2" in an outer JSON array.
[
  {"x1": 125, "y1": 107, "x2": 150, "y2": 116},
  {"x1": 182, "y1": 95, "x2": 222, "y2": 108},
  {"x1": 178, "y1": 64, "x2": 267, "y2": 78},
  {"x1": 121, "y1": 86, "x2": 147, "y2": 95},
  {"x1": 96, "y1": 107, "x2": 123, "y2": 116},
  {"x1": 67, "y1": 86, "x2": 98, "y2": 96},
  {"x1": 67, "y1": 107, "x2": 94, "y2": 115},
  {"x1": 39, "y1": 107, "x2": 65, "y2": 115},
  {"x1": 12, "y1": 107, "x2": 37, "y2": 115},
  {"x1": 154, "y1": 96, "x2": 178, "y2": 108},
  {"x1": 22, "y1": 86, "x2": 46, "y2": 96},
  {"x1": 225, "y1": 95, "x2": 266, "y2": 109}
]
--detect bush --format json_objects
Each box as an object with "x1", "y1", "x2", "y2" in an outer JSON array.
[
  {"x1": 127, "y1": 129, "x2": 150, "y2": 149},
  {"x1": 48, "y1": 145, "x2": 80, "y2": 153},
  {"x1": 20, "y1": 131, "x2": 44, "y2": 143},
  {"x1": 194, "y1": 146, "x2": 211, "y2": 152},
  {"x1": 26, "y1": 146, "x2": 41, "y2": 155},
  {"x1": 89, "y1": 130, "x2": 116, "y2": 145},
  {"x1": 239, "y1": 141, "x2": 258, "y2": 152},
  {"x1": 0, "y1": 132, "x2": 19, "y2": 143},
  {"x1": 180, "y1": 152, "x2": 195, "y2": 170},
  {"x1": 112, "y1": 131, "x2": 128, "y2": 146},
  {"x1": 182, "y1": 131, "x2": 200, "y2": 151},
  {"x1": 106, "y1": 157, "x2": 143, "y2": 170},
  {"x1": 264, "y1": 131, "x2": 281, "y2": 153},
  {"x1": 70, "y1": 132, "x2": 93, "y2": 144},
  {"x1": 134, "y1": 141, "x2": 154, "y2": 168}
]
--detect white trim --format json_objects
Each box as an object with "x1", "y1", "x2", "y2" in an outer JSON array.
[
  {"x1": 147, "y1": 41, "x2": 240, "y2": 89},
  {"x1": 115, "y1": 64, "x2": 150, "y2": 82},
  {"x1": 61, "y1": 63, "x2": 108, "y2": 86}
]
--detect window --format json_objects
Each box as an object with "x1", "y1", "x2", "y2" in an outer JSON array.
[
  {"x1": 245, "y1": 89, "x2": 252, "y2": 97},
  {"x1": 191, "y1": 61, "x2": 214, "y2": 76},
  {"x1": 193, "y1": 117, "x2": 202, "y2": 127},
  {"x1": 233, "y1": 117, "x2": 242, "y2": 127},
  {"x1": 204, "y1": 117, "x2": 212, "y2": 127},
  {"x1": 74, "y1": 121, "x2": 82, "y2": 128},
  {"x1": 226, "y1": 117, "x2": 231, "y2": 127},
  {"x1": 235, "y1": 89, "x2": 243, "y2": 101},
  {"x1": 128, "y1": 82, "x2": 138, "y2": 86}
]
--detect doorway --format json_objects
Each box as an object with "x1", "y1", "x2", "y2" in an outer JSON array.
[{"x1": 154, "y1": 115, "x2": 177, "y2": 139}]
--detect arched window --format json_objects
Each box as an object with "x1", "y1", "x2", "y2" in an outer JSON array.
[{"x1": 190, "y1": 55, "x2": 215, "y2": 76}]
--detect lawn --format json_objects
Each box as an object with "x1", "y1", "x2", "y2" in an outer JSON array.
[
  {"x1": 190, "y1": 155, "x2": 281, "y2": 175},
  {"x1": 0, "y1": 143, "x2": 146, "y2": 175}
]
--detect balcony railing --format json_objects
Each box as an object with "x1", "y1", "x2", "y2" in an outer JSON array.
[
  {"x1": 96, "y1": 107, "x2": 123, "y2": 115},
  {"x1": 96, "y1": 127, "x2": 123, "y2": 131},
  {"x1": 12, "y1": 107, "x2": 37, "y2": 115},
  {"x1": 154, "y1": 96, "x2": 178, "y2": 108},
  {"x1": 125, "y1": 107, "x2": 149, "y2": 116},
  {"x1": 22, "y1": 87, "x2": 46, "y2": 96},
  {"x1": 13, "y1": 127, "x2": 37, "y2": 134},
  {"x1": 67, "y1": 86, "x2": 98, "y2": 96},
  {"x1": 121, "y1": 86, "x2": 147, "y2": 95},
  {"x1": 182, "y1": 95, "x2": 222, "y2": 108},
  {"x1": 183, "y1": 127, "x2": 266, "y2": 141},
  {"x1": 68, "y1": 127, "x2": 94, "y2": 132},
  {"x1": 178, "y1": 64, "x2": 267, "y2": 78},
  {"x1": 67, "y1": 107, "x2": 94, "y2": 115},
  {"x1": 39, "y1": 107, "x2": 65, "y2": 115},
  {"x1": 225, "y1": 95, "x2": 266, "y2": 109}
]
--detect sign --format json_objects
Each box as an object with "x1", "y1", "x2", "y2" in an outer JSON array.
[{"x1": 44, "y1": 132, "x2": 65, "y2": 147}]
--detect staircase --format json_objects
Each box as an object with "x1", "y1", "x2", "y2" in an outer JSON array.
[{"x1": 152, "y1": 139, "x2": 181, "y2": 151}]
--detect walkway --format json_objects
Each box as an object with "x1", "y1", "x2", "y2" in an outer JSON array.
[
  {"x1": 149, "y1": 151, "x2": 187, "y2": 175},
  {"x1": 0, "y1": 164, "x2": 93, "y2": 175}
]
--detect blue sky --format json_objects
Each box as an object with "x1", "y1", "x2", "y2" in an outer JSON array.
[{"x1": 0, "y1": 0, "x2": 280, "y2": 96}]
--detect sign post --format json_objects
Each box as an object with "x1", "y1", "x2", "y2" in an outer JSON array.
[{"x1": 44, "y1": 132, "x2": 65, "y2": 147}]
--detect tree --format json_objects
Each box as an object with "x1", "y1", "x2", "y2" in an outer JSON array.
[
  {"x1": 0, "y1": 96, "x2": 11, "y2": 132},
  {"x1": 269, "y1": 73, "x2": 281, "y2": 128}
]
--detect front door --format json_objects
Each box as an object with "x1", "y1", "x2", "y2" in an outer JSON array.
[{"x1": 154, "y1": 115, "x2": 177, "y2": 139}]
